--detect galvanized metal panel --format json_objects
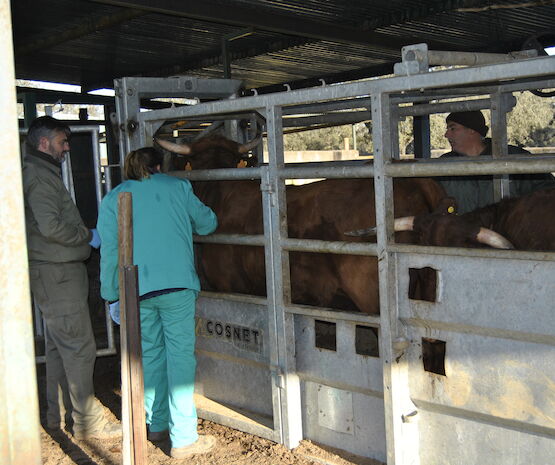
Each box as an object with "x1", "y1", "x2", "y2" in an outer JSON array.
[
  {"x1": 301, "y1": 381, "x2": 387, "y2": 462},
  {"x1": 395, "y1": 252, "x2": 555, "y2": 464}
]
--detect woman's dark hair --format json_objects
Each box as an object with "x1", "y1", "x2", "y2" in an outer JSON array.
[{"x1": 124, "y1": 147, "x2": 163, "y2": 180}]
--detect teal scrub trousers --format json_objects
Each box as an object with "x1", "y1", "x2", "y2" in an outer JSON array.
[{"x1": 139, "y1": 289, "x2": 199, "y2": 448}]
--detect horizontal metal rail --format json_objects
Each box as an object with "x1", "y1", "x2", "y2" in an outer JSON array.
[
  {"x1": 140, "y1": 57, "x2": 555, "y2": 123},
  {"x1": 199, "y1": 290, "x2": 381, "y2": 325},
  {"x1": 278, "y1": 164, "x2": 374, "y2": 180},
  {"x1": 391, "y1": 243, "x2": 555, "y2": 261},
  {"x1": 195, "y1": 234, "x2": 378, "y2": 257},
  {"x1": 397, "y1": 97, "x2": 511, "y2": 117},
  {"x1": 169, "y1": 166, "x2": 262, "y2": 181},
  {"x1": 195, "y1": 233, "x2": 265, "y2": 246},
  {"x1": 386, "y1": 156, "x2": 555, "y2": 177},
  {"x1": 286, "y1": 303, "x2": 381, "y2": 326},
  {"x1": 282, "y1": 238, "x2": 378, "y2": 256}
]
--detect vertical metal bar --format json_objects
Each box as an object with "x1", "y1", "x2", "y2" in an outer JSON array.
[
  {"x1": 61, "y1": 154, "x2": 76, "y2": 203},
  {"x1": 372, "y1": 91, "x2": 420, "y2": 465},
  {"x1": 262, "y1": 105, "x2": 302, "y2": 448},
  {"x1": 114, "y1": 78, "x2": 141, "y2": 167},
  {"x1": 413, "y1": 108, "x2": 431, "y2": 159},
  {"x1": 91, "y1": 128, "x2": 103, "y2": 209},
  {"x1": 490, "y1": 91, "x2": 510, "y2": 201},
  {"x1": 0, "y1": 0, "x2": 42, "y2": 460},
  {"x1": 222, "y1": 37, "x2": 231, "y2": 79},
  {"x1": 105, "y1": 165, "x2": 113, "y2": 192}
]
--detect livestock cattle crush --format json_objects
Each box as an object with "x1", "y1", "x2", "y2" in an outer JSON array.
[{"x1": 66, "y1": 54, "x2": 555, "y2": 464}]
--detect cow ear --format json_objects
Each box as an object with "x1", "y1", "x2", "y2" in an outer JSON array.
[{"x1": 237, "y1": 159, "x2": 248, "y2": 168}]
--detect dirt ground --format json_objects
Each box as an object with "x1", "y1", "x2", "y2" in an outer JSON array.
[{"x1": 37, "y1": 354, "x2": 383, "y2": 465}]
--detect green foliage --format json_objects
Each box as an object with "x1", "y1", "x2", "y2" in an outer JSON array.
[
  {"x1": 507, "y1": 91, "x2": 555, "y2": 147},
  {"x1": 282, "y1": 91, "x2": 555, "y2": 153}
]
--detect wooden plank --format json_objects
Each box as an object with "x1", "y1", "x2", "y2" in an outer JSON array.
[
  {"x1": 123, "y1": 265, "x2": 147, "y2": 463},
  {"x1": 118, "y1": 192, "x2": 147, "y2": 465}
]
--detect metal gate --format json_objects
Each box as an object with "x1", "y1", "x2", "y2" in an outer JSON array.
[{"x1": 116, "y1": 55, "x2": 555, "y2": 464}]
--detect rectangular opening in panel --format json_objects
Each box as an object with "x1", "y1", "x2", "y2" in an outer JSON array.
[
  {"x1": 315, "y1": 320, "x2": 336, "y2": 351},
  {"x1": 409, "y1": 267, "x2": 438, "y2": 302},
  {"x1": 422, "y1": 337, "x2": 446, "y2": 376},
  {"x1": 355, "y1": 325, "x2": 379, "y2": 357}
]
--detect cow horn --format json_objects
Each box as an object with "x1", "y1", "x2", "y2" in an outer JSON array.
[
  {"x1": 238, "y1": 132, "x2": 263, "y2": 154},
  {"x1": 155, "y1": 137, "x2": 192, "y2": 155},
  {"x1": 476, "y1": 228, "x2": 514, "y2": 249},
  {"x1": 344, "y1": 217, "x2": 415, "y2": 237}
]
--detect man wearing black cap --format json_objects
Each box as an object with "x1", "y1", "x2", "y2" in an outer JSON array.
[{"x1": 438, "y1": 110, "x2": 555, "y2": 213}]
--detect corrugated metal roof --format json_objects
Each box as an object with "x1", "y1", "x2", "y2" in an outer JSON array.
[{"x1": 11, "y1": 0, "x2": 555, "y2": 94}]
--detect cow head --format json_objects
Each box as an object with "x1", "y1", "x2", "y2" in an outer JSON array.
[
  {"x1": 344, "y1": 195, "x2": 513, "y2": 249},
  {"x1": 155, "y1": 133, "x2": 260, "y2": 170}
]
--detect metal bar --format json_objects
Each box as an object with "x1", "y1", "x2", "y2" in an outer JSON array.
[
  {"x1": 105, "y1": 165, "x2": 113, "y2": 192},
  {"x1": 170, "y1": 164, "x2": 374, "y2": 182},
  {"x1": 285, "y1": 303, "x2": 381, "y2": 326},
  {"x1": 194, "y1": 233, "x2": 379, "y2": 257},
  {"x1": 90, "y1": 128, "x2": 103, "y2": 208},
  {"x1": 373, "y1": 90, "x2": 418, "y2": 465},
  {"x1": 194, "y1": 233, "x2": 265, "y2": 246},
  {"x1": 169, "y1": 167, "x2": 262, "y2": 181},
  {"x1": 114, "y1": 78, "x2": 140, "y2": 163},
  {"x1": 397, "y1": 97, "x2": 510, "y2": 118},
  {"x1": 61, "y1": 154, "x2": 76, "y2": 203},
  {"x1": 0, "y1": 0, "x2": 41, "y2": 458},
  {"x1": 427, "y1": 49, "x2": 537, "y2": 66},
  {"x1": 391, "y1": 78, "x2": 555, "y2": 103},
  {"x1": 282, "y1": 110, "x2": 371, "y2": 128},
  {"x1": 390, "y1": 243, "x2": 555, "y2": 262},
  {"x1": 282, "y1": 237, "x2": 378, "y2": 257},
  {"x1": 280, "y1": 164, "x2": 374, "y2": 180},
  {"x1": 385, "y1": 156, "x2": 555, "y2": 177},
  {"x1": 139, "y1": 57, "x2": 555, "y2": 123},
  {"x1": 282, "y1": 97, "x2": 372, "y2": 115},
  {"x1": 490, "y1": 91, "x2": 510, "y2": 202},
  {"x1": 263, "y1": 107, "x2": 303, "y2": 448}
]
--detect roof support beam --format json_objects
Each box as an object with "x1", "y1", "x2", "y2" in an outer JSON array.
[
  {"x1": 86, "y1": 0, "x2": 423, "y2": 50},
  {"x1": 15, "y1": 8, "x2": 147, "y2": 56}
]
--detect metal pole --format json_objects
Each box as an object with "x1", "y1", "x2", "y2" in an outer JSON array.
[
  {"x1": 490, "y1": 91, "x2": 510, "y2": 201},
  {"x1": 427, "y1": 49, "x2": 537, "y2": 66},
  {"x1": 263, "y1": 106, "x2": 303, "y2": 448},
  {"x1": 0, "y1": 0, "x2": 42, "y2": 462},
  {"x1": 372, "y1": 91, "x2": 420, "y2": 465}
]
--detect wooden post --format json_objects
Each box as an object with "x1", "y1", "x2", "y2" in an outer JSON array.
[{"x1": 118, "y1": 192, "x2": 147, "y2": 465}]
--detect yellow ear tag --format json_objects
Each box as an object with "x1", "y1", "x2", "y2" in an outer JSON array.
[
  {"x1": 185, "y1": 162, "x2": 192, "y2": 171},
  {"x1": 237, "y1": 159, "x2": 248, "y2": 168},
  {"x1": 447, "y1": 206, "x2": 455, "y2": 214}
]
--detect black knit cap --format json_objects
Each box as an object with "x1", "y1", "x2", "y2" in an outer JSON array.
[{"x1": 446, "y1": 110, "x2": 488, "y2": 137}]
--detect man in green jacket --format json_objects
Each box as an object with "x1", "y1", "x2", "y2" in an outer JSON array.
[
  {"x1": 22, "y1": 116, "x2": 121, "y2": 439},
  {"x1": 438, "y1": 110, "x2": 555, "y2": 213}
]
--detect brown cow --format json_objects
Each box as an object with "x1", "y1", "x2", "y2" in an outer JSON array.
[
  {"x1": 390, "y1": 187, "x2": 555, "y2": 251},
  {"x1": 156, "y1": 135, "x2": 448, "y2": 314}
]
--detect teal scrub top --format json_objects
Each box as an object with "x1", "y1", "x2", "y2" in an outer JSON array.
[{"x1": 97, "y1": 173, "x2": 217, "y2": 302}]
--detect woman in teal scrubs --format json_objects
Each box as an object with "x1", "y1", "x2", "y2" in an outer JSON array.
[{"x1": 97, "y1": 147, "x2": 218, "y2": 458}]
